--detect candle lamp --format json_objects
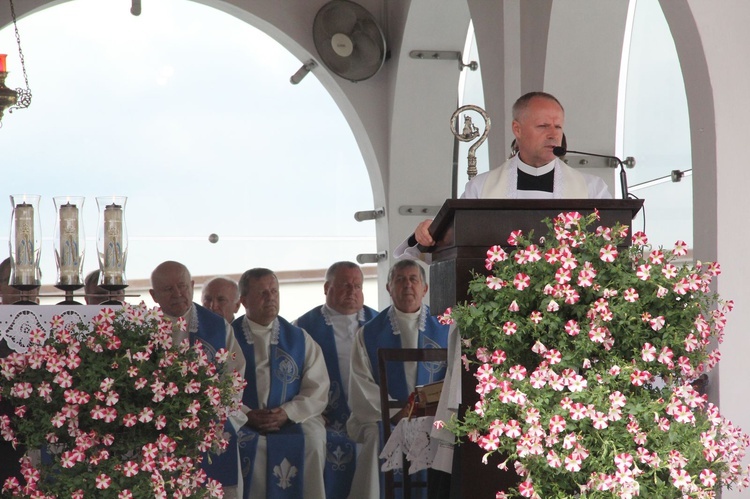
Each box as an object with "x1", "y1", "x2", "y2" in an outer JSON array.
[
  {"x1": 9, "y1": 195, "x2": 42, "y2": 302},
  {"x1": 53, "y1": 196, "x2": 85, "y2": 303},
  {"x1": 0, "y1": 0, "x2": 33, "y2": 126},
  {"x1": 96, "y1": 196, "x2": 128, "y2": 292},
  {"x1": 0, "y1": 57, "x2": 18, "y2": 122}
]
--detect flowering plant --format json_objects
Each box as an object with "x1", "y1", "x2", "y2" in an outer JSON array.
[
  {"x1": 0, "y1": 302, "x2": 246, "y2": 498},
  {"x1": 444, "y1": 211, "x2": 750, "y2": 498}
]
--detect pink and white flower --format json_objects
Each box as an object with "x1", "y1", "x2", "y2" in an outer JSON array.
[
  {"x1": 641, "y1": 343, "x2": 656, "y2": 362},
  {"x1": 673, "y1": 240, "x2": 689, "y2": 256},
  {"x1": 486, "y1": 276, "x2": 504, "y2": 290},
  {"x1": 649, "y1": 315, "x2": 666, "y2": 331},
  {"x1": 507, "y1": 230, "x2": 523, "y2": 246},
  {"x1": 564, "y1": 320, "x2": 580, "y2": 336},
  {"x1": 632, "y1": 231, "x2": 648, "y2": 246},
  {"x1": 513, "y1": 273, "x2": 531, "y2": 290},
  {"x1": 95, "y1": 473, "x2": 112, "y2": 489},
  {"x1": 623, "y1": 288, "x2": 639, "y2": 302},
  {"x1": 485, "y1": 245, "x2": 508, "y2": 269},
  {"x1": 599, "y1": 244, "x2": 618, "y2": 262}
]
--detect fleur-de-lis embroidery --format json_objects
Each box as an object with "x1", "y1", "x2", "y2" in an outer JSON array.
[
  {"x1": 328, "y1": 420, "x2": 347, "y2": 437},
  {"x1": 328, "y1": 443, "x2": 355, "y2": 471},
  {"x1": 273, "y1": 458, "x2": 298, "y2": 489}
]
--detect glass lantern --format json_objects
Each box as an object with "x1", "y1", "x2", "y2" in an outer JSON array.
[
  {"x1": 53, "y1": 196, "x2": 85, "y2": 287},
  {"x1": 96, "y1": 196, "x2": 128, "y2": 288},
  {"x1": 9, "y1": 194, "x2": 42, "y2": 287}
]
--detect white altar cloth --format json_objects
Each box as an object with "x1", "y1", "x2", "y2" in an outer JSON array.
[
  {"x1": 0, "y1": 305, "x2": 115, "y2": 353},
  {"x1": 379, "y1": 416, "x2": 439, "y2": 475}
]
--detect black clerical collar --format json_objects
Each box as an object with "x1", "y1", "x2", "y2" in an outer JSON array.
[{"x1": 516, "y1": 158, "x2": 555, "y2": 192}]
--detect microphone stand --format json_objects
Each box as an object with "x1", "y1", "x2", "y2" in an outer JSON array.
[{"x1": 553, "y1": 147, "x2": 635, "y2": 199}]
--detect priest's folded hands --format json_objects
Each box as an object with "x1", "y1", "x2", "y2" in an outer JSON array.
[{"x1": 244, "y1": 407, "x2": 289, "y2": 434}]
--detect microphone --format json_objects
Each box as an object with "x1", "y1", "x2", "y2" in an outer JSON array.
[{"x1": 553, "y1": 146, "x2": 633, "y2": 200}]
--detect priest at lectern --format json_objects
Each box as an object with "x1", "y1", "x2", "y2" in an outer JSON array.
[
  {"x1": 395, "y1": 91, "x2": 611, "y2": 260},
  {"x1": 394, "y1": 92, "x2": 614, "y2": 499}
]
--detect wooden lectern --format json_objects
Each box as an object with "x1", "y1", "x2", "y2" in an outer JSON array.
[{"x1": 425, "y1": 199, "x2": 644, "y2": 498}]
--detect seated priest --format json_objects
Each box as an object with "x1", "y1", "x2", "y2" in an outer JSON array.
[
  {"x1": 0, "y1": 258, "x2": 39, "y2": 304},
  {"x1": 232, "y1": 268, "x2": 329, "y2": 499},
  {"x1": 84, "y1": 269, "x2": 126, "y2": 304},
  {"x1": 202, "y1": 276, "x2": 242, "y2": 323},
  {"x1": 149, "y1": 261, "x2": 246, "y2": 499},
  {"x1": 347, "y1": 260, "x2": 450, "y2": 499},
  {"x1": 295, "y1": 261, "x2": 378, "y2": 499},
  {"x1": 395, "y1": 91, "x2": 612, "y2": 259}
]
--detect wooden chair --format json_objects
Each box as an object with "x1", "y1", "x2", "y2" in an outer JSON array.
[{"x1": 377, "y1": 348, "x2": 448, "y2": 499}]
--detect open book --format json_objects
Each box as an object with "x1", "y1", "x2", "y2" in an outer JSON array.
[{"x1": 390, "y1": 380, "x2": 445, "y2": 424}]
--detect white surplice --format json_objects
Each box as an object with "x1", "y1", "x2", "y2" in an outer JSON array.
[
  {"x1": 346, "y1": 307, "x2": 422, "y2": 499},
  {"x1": 393, "y1": 156, "x2": 612, "y2": 260},
  {"x1": 243, "y1": 317, "x2": 329, "y2": 499}
]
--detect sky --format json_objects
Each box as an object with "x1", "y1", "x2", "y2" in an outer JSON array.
[
  {"x1": 620, "y1": 0, "x2": 693, "y2": 246},
  {"x1": 0, "y1": 0, "x2": 376, "y2": 285}
]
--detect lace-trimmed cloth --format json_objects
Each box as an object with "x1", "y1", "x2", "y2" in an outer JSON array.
[
  {"x1": 379, "y1": 416, "x2": 438, "y2": 474},
  {"x1": 0, "y1": 305, "x2": 114, "y2": 353}
]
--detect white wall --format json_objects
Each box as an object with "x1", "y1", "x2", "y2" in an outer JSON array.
[{"x1": 680, "y1": 5, "x2": 750, "y2": 496}]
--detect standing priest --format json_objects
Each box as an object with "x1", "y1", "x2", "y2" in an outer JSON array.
[
  {"x1": 395, "y1": 91, "x2": 611, "y2": 257},
  {"x1": 392, "y1": 92, "x2": 614, "y2": 498}
]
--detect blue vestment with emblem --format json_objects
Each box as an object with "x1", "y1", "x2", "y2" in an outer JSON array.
[
  {"x1": 296, "y1": 305, "x2": 377, "y2": 499},
  {"x1": 233, "y1": 316, "x2": 307, "y2": 499},
  {"x1": 193, "y1": 304, "x2": 240, "y2": 489},
  {"x1": 362, "y1": 305, "x2": 449, "y2": 499},
  {"x1": 363, "y1": 305, "x2": 449, "y2": 401}
]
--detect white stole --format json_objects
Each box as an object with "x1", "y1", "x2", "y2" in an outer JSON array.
[
  {"x1": 390, "y1": 307, "x2": 422, "y2": 394},
  {"x1": 481, "y1": 156, "x2": 589, "y2": 199}
]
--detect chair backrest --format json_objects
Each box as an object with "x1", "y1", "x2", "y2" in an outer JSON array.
[
  {"x1": 377, "y1": 348, "x2": 448, "y2": 418},
  {"x1": 377, "y1": 348, "x2": 448, "y2": 499}
]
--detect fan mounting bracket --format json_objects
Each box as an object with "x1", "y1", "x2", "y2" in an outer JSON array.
[{"x1": 409, "y1": 50, "x2": 478, "y2": 71}]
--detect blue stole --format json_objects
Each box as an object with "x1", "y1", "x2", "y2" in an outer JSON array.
[
  {"x1": 233, "y1": 316, "x2": 307, "y2": 499},
  {"x1": 296, "y1": 305, "x2": 377, "y2": 499},
  {"x1": 363, "y1": 305, "x2": 449, "y2": 401},
  {"x1": 193, "y1": 305, "x2": 239, "y2": 489}
]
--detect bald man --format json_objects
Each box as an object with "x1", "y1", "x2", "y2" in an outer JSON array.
[
  {"x1": 150, "y1": 261, "x2": 246, "y2": 499},
  {"x1": 202, "y1": 276, "x2": 241, "y2": 323}
]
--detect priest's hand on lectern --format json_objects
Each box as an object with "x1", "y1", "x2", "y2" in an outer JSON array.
[{"x1": 414, "y1": 219, "x2": 436, "y2": 247}]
